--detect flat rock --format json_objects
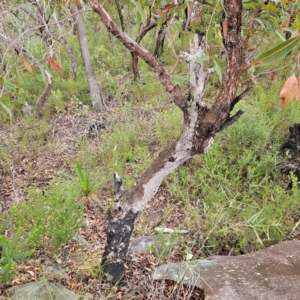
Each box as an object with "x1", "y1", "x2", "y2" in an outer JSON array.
[
  {"x1": 44, "y1": 264, "x2": 69, "y2": 280},
  {"x1": 6, "y1": 281, "x2": 80, "y2": 300},
  {"x1": 129, "y1": 236, "x2": 155, "y2": 254},
  {"x1": 152, "y1": 240, "x2": 300, "y2": 300}
]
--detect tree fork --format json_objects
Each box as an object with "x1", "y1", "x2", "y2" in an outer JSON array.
[{"x1": 87, "y1": 0, "x2": 244, "y2": 283}]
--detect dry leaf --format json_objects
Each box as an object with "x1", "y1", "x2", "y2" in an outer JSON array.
[
  {"x1": 23, "y1": 60, "x2": 34, "y2": 74},
  {"x1": 75, "y1": 0, "x2": 81, "y2": 10},
  {"x1": 27, "y1": 270, "x2": 35, "y2": 277},
  {"x1": 47, "y1": 57, "x2": 63, "y2": 75},
  {"x1": 159, "y1": 3, "x2": 176, "y2": 12},
  {"x1": 248, "y1": 45, "x2": 258, "y2": 52},
  {"x1": 291, "y1": 29, "x2": 300, "y2": 38},
  {"x1": 279, "y1": 74, "x2": 300, "y2": 106}
]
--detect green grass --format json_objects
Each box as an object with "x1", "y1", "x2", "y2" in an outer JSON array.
[
  {"x1": 166, "y1": 81, "x2": 300, "y2": 255},
  {"x1": 0, "y1": 5, "x2": 300, "y2": 292}
]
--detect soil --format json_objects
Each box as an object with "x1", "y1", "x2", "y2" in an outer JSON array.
[{"x1": 0, "y1": 104, "x2": 194, "y2": 299}]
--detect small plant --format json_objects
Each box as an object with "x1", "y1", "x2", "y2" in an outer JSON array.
[
  {"x1": 12, "y1": 180, "x2": 84, "y2": 251},
  {"x1": 75, "y1": 161, "x2": 98, "y2": 196},
  {"x1": 0, "y1": 211, "x2": 35, "y2": 285},
  {"x1": 149, "y1": 230, "x2": 180, "y2": 263}
]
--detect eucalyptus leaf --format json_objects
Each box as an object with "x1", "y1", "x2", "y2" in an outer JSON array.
[
  {"x1": 275, "y1": 30, "x2": 286, "y2": 42},
  {"x1": 254, "y1": 37, "x2": 300, "y2": 65}
]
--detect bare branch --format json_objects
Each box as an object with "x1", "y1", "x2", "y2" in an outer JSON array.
[
  {"x1": 86, "y1": 0, "x2": 185, "y2": 109},
  {"x1": 114, "y1": 0, "x2": 125, "y2": 32},
  {"x1": 34, "y1": 70, "x2": 52, "y2": 116},
  {"x1": 87, "y1": 0, "x2": 245, "y2": 284}
]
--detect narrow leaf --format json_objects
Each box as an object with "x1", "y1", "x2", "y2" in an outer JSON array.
[
  {"x1": 194, "y1": 56, "x2": 210, "y2": 63},
  {"x1": 157, "y1": 16, "x2": 166, "y2": 30},
  {"x1": 0, "y1": 101, "x2": 12, "y2": 118},
  {"x1": 39, "y1": 66, "x2": 46, "y2": 83},
  {"x1": 214, "y1": 59, "x2": 222, "y2": 82},
  {"x1": 23, "y1": 60, "x2": 34, "y2": 75},
  {"x1": 137, "y1": 1, "x2": 145, "y2": 22},
  {"x1": 254, "y1": 37, "x2": 300, "y2": 66},
  {"x1": 275, "y1": 30, "x2": 286, "y2": 42},
  {"x1": 47, "y1": 57, "x2": 63, "y2": 75},
  {"x1": 4, "y1": 79, "x2": 17, "y2": 91},
  {"x1": 159, "y1": 3, "x2": 176, "y2": 12}
]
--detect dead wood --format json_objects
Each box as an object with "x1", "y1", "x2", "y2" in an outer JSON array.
[{"x1": 87, "y1": 0, "x2": 244, "y2": 283}]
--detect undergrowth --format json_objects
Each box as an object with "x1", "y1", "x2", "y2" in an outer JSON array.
[
  {"x1": 166, "y1": 82, "x2": 300, "y2": 255},
  {"x1": 0, "y1": 180, "x2": 84, "y2": 284},
  {"x1": 0, "y1": 6, "x2": 299, "y2": 297}
]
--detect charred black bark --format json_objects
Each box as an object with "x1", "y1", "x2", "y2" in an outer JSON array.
[
  {"x1": 154, "y1": 23, "x2": 167, "y2": 58},
  {"x1": 102, "y1": 209, "x2": 138, "y2": 284},
  {"x1": 282, "y1": 124, "x2": 300, "y2": 188}
]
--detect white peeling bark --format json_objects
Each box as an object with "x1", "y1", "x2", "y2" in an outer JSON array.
[
  {"x1": 179, "y1": 34, "x2": 207, "y2": 106},
  {"x1": 131, "y1": 100, "x2": 200, "y2": 213},
  {"x1": 125, "y1": 34, "x2": 210, "y2": 213}
]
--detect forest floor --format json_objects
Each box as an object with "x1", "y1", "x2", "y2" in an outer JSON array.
[{"x1": 0, "y1": 103, "x2": 203, "y2": 299}]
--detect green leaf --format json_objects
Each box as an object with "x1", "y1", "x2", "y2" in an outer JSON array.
[
  {"x1": 213, "y1": 58, "x2": 222, "y2": 82},
  {"x1": 202, "y1": 0, "x2": 214, "y2": 7},
  {"x1": 4, "y1": 79, "x2": 17, "y2": 91},
  {"x1": 275, "y1": 30, "x2": 286, "y2": 42},
  {"x1": 0, "y1": 101, "x2": 13, "y2": 119},
  {"x1": 157, "y1": 16, "x2": 165, "y2": 31},
  {"x1": 261, "y1": 4, "x2": 276, "y2": 11},
  {"x1": 254, "y1": 37, "x2": 300, "y2": 65},
  {"x1": 194, "y1": 56, "x2": 210, "y2": 63},
  {"x1": 137, "y1": 1, "x2": 145, "y2": 22},
  {"x1": 39, "y1": 65, "x2": 46, "y2": 83}
]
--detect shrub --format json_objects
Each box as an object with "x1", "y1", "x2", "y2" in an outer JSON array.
[
  {"x1": 12, "y1": 180, "x2": 84, "y2": 251},
  {"x1": 0, "y1": 211, "x2": 34, "y2": 285}
]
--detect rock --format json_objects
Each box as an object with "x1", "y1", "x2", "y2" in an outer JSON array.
[
  {"x1": 72, "y1": 233, "x2": 88, "y2": 244},
  {"x1": 44, "y1": 264, "x2": 69, "y2": 280},
  {"x1": 130, "y1": 233, "x2": 184, "y2": 256},
  {"x1": 83, "y1": 292, "x2": 94, "y2": 300},
  {"x1": 6, "y1": 281, "x2": 80, "y2": 300},
  {"x1": 129, "y1": 236, "x2": 155, "y2": 254},
  {"x1": 152, "y1": 240, "x2": 300, "y2": 300}
]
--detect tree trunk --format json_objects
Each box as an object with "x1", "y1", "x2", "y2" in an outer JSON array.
[
  {"x1": 87, "y1": 0, "x2": 244, "y2": 283},
  {"x1": 35, "y1": 70, "x2": 52, "y2": 116},
  {"x1": 154, "y1": 23, "x2": 167, "y2": 58},
  {"x1": 70, "y1": 3, "x2": 103, "y2": 112}
]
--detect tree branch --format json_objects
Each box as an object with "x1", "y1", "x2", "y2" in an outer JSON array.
[
  {"x1": 87, "y1": 0, "x2": 245, "y2": 284},
  {"x1": 86, "y1": 0, "x2": 185, "y2": 110},
  {"x1": 35, "y1": 70, "x2": 52, "y2": 116}
]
